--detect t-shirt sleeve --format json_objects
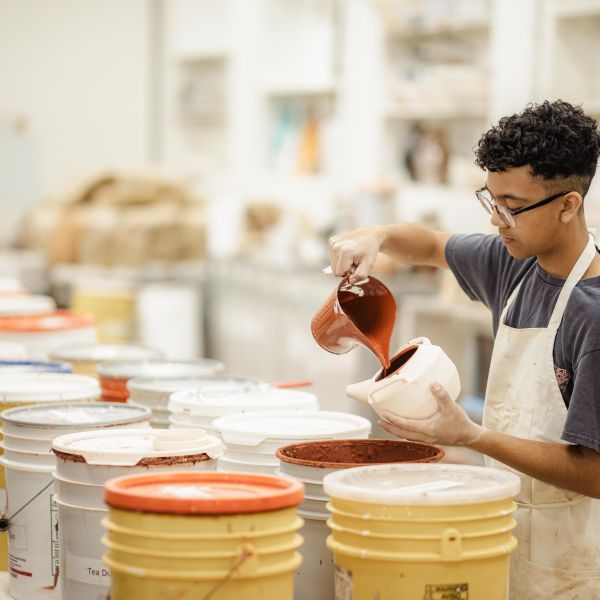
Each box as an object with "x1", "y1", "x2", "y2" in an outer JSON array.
[
  {"x1": 562, "y1": 350, "x2": 600, "y2": 452},
  {"x1": 444, "y1": 234, "x2": 505, "y2": 310}
]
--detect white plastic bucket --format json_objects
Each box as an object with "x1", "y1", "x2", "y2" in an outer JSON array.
[
  {"x1": 0, "y1": 312, "x2": 96, "y2": 360},
  {"x1": 51, "y1": 428, "x2": 224, "y2": 600},
  {"x1": 276, "y1": 440, "x2": 445, "y2": 600},
  {"x1": 0, "y1": 403, "x2": 152, "y2": 600},
  {"x1": 213, "y1": 411, "x2": 371, "y2": 474},
  {"x1": 98, "y1": 358, "x2": 226, "y2": 403},
  {"x1": 49, "y1": 343, "x2": 164, "y2": 378},
  {"x1": 169, "y1": 387, "x2": 319, "y2": 435},
  {"x1": 0, "y1": 294, "x2": 56, "y2": 317}
]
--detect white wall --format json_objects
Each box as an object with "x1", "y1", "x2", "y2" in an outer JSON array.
[{"x1": 0, "y1": 0, "x2": 151, "y2": 204}]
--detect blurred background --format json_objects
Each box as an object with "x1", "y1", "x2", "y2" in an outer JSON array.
[{"x1": 1, "y1": 0, "x2": 599, "y2": 420}]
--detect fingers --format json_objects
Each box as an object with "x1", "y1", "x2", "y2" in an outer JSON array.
[
  {"x1": 430, "y1": 382, "x2": 454, "y2": 408},
  {"x1": 349, "y1": 257, "x2": 375, "y2": 284}
]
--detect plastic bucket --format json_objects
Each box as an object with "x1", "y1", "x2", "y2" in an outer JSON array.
[
  {"x1": 0, "y1": 373, "x2": 100, "y2": 570},
  {"x1": 102, "y1": 471, "x2": 304, "y2": 600},
  {"x1": 0, "y1": 294, "x2": 56, "y2": 317},
  {"x1": 49, "y1": 343, "x2": 164, "y2": 379},
  {"x1": 0, "y1": 311, "x2": 96, "y2": 360},
  {"x1": 213, "y1": 411, "x2": 371, "y2": 474},
  {"x1": 169, "y1": 387, "x2": 319, "y2": 435},
  {"x1": 98, "y1": 358, "x2": 225, "y2": 402},
  {"x1": 52, "y1": 428, "x2": 224, "y2": 600},
  {"x1": 323, "y1": 463, "x2": 521, "y2": 600},
  {"x1": 276, "y1": 439, "x2": 444, "y2": 600},
  {"x1": 130, "y1": 374, "x2": 269, "y2": 429},
  {"x1": 0, "y1": 402, "x2": 151, "y2": 600},
  {"x1": 0, "y1": 360, "x2": 72, "y2": 374}
]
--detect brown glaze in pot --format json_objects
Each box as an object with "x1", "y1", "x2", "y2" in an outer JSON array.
[{"x1": 276, "y1": 439, "x2": 444, "y2": 470}]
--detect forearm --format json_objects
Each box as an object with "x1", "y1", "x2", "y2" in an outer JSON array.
[
  {"x1": 377, "y1": 223, "x2": 451, "y2": 268},
  {"x1": 471, "y1": 430, "x2": 600, "y2": 499}
]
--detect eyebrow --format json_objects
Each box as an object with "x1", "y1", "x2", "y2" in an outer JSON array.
[{"x1": 484, "y1": 185, "x2": 529, "y2": 202}]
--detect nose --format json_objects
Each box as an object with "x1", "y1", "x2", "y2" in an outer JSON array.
[{"x1": 490, "y1": 207, "x2": 506, "y2": 228}]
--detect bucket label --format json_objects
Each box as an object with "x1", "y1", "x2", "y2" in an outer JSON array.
[
  {"x1": 50, "y1": 494, "x2": 59, "y2": 578},
  {"x1": 66, "y1": 553, "x2": 111, "y2": 586},
  {"x1": 424, "y1": 583, "x2": 468, "y2": 600},
  {"x1": 334, "y1": 565, "x2": 353, "y2": 600}
]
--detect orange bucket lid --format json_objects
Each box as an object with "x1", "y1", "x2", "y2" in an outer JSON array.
[
  {"x1": 0, "y1": 310, "x2": 95, "y2": 332},
  {"x1": 105, "y1": 471, "x2": 304, "y2": 514}
]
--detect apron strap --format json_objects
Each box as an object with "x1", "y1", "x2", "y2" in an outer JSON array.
[{"x1": 547, "y1": 233, "x2": 597, "y2": 331}]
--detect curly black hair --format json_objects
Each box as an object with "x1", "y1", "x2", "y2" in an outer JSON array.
[{"x1": 475, "y1": 100, "x2": 600, "y2": 196}]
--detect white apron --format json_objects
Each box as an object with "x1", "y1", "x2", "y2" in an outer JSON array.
[{"x1": 483, "y1": 234, "x2": 600, "y2": 599}]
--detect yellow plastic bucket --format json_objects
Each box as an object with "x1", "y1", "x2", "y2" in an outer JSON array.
[
  {"x1": 0, "y1": 373, "x2": 100, "y2": 570},
  {"x1": 103, "y1": 470, "x2": 304, "y2": 599},
  {"x1": 323, "y1": 463, "x2": 520, "y2": 600}
]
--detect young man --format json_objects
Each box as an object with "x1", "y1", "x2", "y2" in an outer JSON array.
[{"x1": 329, "y1": 100, "x2": 600, "y2": 599}]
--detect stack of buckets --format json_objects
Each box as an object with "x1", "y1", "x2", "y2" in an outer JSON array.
[
  {"x1": 97, "y1": 357, "x2": 225, "y2": 403},
  {"x1": 128, "y1": 374, "x2": 268, "y2": 428},
  {"x1": 276, "y1": 439, "x2": 445, "y2": 600},
  {"x1": 52, "y1": 428, "x2": 224, "y2": 600},
  {"x1": 0, "y1": 373, "x2": 100, "y2": 571},
  {"x1": 323, "y1": 463, "x2": 521, "y2": 599},
  {"x1": 102, "y1": 471, "x2": 304, "y2": 600},
  {"x1": 0, "y1": 401, "x2": 152, "y2": 599}
]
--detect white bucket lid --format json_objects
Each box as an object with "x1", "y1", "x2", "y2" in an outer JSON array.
[
  {"x1": 128, "y1": 374, "x2": 267, "y2": 396},
  {"x1": 1, "y1": 402, "x2": 151, "y2": 428},
  {"x1": 97, "y1": 358, "x2": 225, "y2": 380},
  {"x1": 0, "y1": 373, "x2": 100, "y2": 402},
  {"x1": 0, "y1": 294, "x2": 56, "y2": 316},
  {"x1": 169, "y1": 388, "x2": 319, "y2": 418},
  {"x1": 52, "y1": 428, "x2": 224, "y2": 465},
  {"x1": 213, "y1": 411, "x2": 371, "y2": 446},
  {"x1": 50, "y1": 343, "x2": 164, "y2": 363},
  {"x1": 323, "y1": 463, "x2": 521, "y2": 506}
]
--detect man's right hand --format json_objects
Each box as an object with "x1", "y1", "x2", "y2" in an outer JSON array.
[{"x1": 329, "y1": 226, "x2": 385, "y2": 284}]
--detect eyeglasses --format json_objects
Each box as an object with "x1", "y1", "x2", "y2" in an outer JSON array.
[{"x1": 475, "y1": 187, "x2": 570, "y2": 227}]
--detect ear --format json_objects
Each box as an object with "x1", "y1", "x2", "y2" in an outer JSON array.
[{"x1": 560, "y1": 192, "x2": 583, "y2": 223}]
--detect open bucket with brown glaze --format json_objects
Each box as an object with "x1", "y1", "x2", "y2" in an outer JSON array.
[
  {"x1": 310, "y1": 276, "x2": 397, "y2": 370},
  {"x1": 276, "y1": 439, "x2": 444, "y2": 600}
]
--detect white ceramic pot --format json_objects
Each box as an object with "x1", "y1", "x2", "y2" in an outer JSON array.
[{"x1": 346, "y1": 337, "x2": 460, "y2": 419}]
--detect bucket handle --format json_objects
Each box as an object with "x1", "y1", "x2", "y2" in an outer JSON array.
[
  {"x1": 200, "y1": 543, "x2": 257, "y2": 600},
  {"x1": 0, "y1": 479, "x2": 54, "y2": 532},
  {"x1": 440, "y1": 528, "x2": 462, "y2": 561}
]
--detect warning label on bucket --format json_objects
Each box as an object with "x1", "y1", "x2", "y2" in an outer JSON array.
[
  {"x1": 334, "y1": 565, "x2": 353, "y2": 600},
  {"x1": 423, "y1": 583, "x2": 468, "y2": 600}
]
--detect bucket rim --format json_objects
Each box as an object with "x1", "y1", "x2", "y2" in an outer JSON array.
[
  {"x1": 0, "y1": 401, "x2": 151, "y2": 428},
  {"x1": 323, "y1": 463, "x2": 521, "y2": 505},
  {"x1": 104, "y1": 470, "x2": 304, "y2": 514}
]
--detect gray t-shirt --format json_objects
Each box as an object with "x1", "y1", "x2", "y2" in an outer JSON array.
[{"x1": 446, "y1": 233, "x2": 600, "y2": 452}]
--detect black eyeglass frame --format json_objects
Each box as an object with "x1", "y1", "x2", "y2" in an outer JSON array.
[{"x1": 475, "y1": 186, "x2": 571, "y2": 225}]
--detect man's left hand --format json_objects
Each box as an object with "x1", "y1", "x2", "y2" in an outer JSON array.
[{"x1": 379, "y1": 383, "x2": 484, "y2": 447}]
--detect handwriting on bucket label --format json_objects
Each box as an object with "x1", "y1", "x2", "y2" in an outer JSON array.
[
  {"x1": 66, "y1": 553, "x2": 112, "y2": 585},
  {"x1": 424, "y1": 583, "x2": 468, "y2": 600},
  {"x1": 334, "y1": 565, "x2": 353, "y2": 600}
]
